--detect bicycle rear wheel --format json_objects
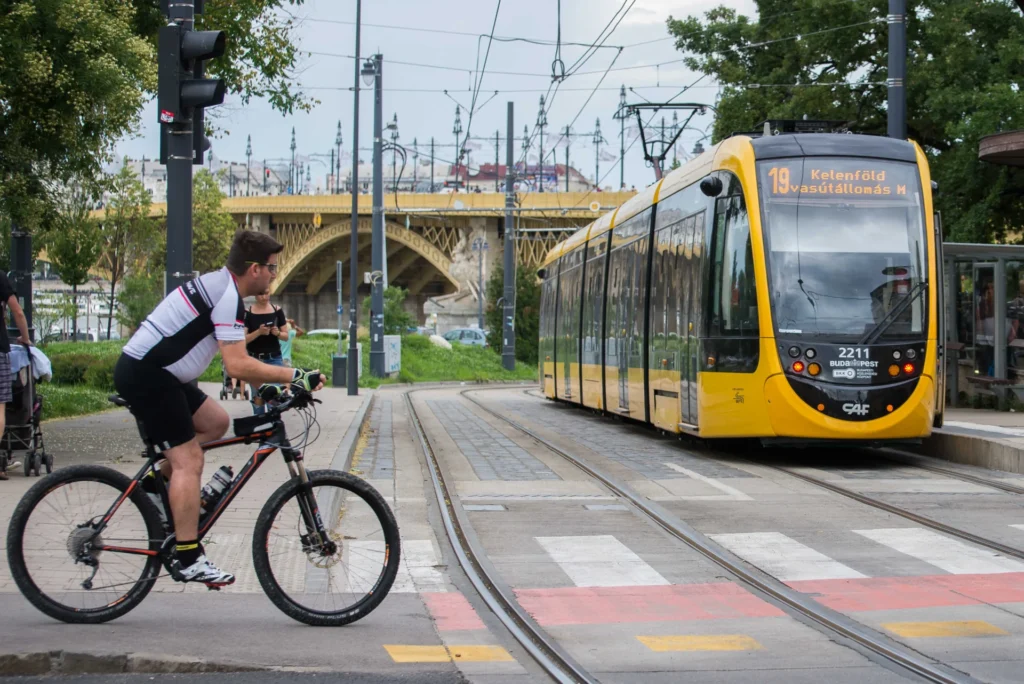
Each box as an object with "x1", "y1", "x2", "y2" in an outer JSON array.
[
  {"x1": 6, "y1": 465, "x2": 165, "y2": 623},
  {"x1": 252, "y1": 469, "x2": 401, "y2": 626}
]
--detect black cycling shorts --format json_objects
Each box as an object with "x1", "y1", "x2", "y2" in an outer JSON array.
[{"x1": 113, "y1": 354, "x2": 208, "y2": 451}]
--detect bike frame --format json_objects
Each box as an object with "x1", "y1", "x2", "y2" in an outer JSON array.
[{"x1": 89, "y1": 408, "x2": 327, "y2": 559}]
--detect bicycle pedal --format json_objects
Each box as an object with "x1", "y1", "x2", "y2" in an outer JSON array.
[{"x1": 205, "y1": 583, "x2": 222, "y2": 591}]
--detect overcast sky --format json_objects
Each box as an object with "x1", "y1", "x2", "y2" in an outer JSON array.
[{"x1": 114, "y1": 0, "x2": 758, "y2": 191}]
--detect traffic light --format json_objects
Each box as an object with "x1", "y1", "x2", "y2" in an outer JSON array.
[{"x1": 157, "y1": 24, "x2": 225, "y2": 123}]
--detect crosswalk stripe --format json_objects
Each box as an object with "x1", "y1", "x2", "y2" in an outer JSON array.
[
  {"x1": 637, "y1": 635, "x2": 763, "y2": 652},
  {"x1": 708, "y1": 532, "x2": 866, "y2": 581},
  {"x1": 854, "y1": 528, "x2": 1024, "y2": 575},
  {"x1": 535, "y1": 535, "x2": 669, "y2": 587},
  {"x1": 882, "y1": 620, "x2": 1009, "y2": 638}
]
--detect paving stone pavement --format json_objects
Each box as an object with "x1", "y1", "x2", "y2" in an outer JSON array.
[
  {"x1": 426, "y1": 399, "x2": 560, "y2": 481},
  {"x1": 354, "y1": 399, "x2": 396, "y2": 480},
  {"x1": 493, "y1": 394, "x2": 753, "y2": 480}
]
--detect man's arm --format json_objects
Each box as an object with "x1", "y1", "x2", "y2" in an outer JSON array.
[
  {"x1": 7, "y1": 295, "x2": 30, "y2": 344},
  {"x1": 220, "y1": 340, "x2": 298, "y2": 385}
]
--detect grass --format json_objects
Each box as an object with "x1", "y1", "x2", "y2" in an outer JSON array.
[{"x1": 35, "y1": 333, "x2": 537, "y2": 422}]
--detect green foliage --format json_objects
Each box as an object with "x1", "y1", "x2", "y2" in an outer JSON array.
[
  {"x1": 42, "y1": 185, "x2": 104, "y2": 290},
  {"x1": 484, "y1": 264, "x2": 541, "y2": 366},
  {"x1": 362, "y1": 286, "x2": 417, "y2": 335},
  {"x1": 667, "y1": 0, "x2": 1024, "y2": 244},
  {"x1": 50, "y1": 353, "x2": 100, "y2": 385},
  {"x1": 0, "y1": 0, "x2": 153, "y2": 230},
  {"x1": 193, "y1": 170, "x2": 236, "y2": 275},
  {"x1": 41, "y1": 385, "x2": 116, "y2": 421},
  {"x1": 130, "y1": 0, "x2": 315, "y2": 117},
  {"x1": 101, "y1": 160, "x2": 156, "y2": 338},
  {"x1": 117, "y1": 271, "x2": 163, "y2": 333},
  {"x1": 82, "y1": 355, "x2": 117, "y2": 391}
]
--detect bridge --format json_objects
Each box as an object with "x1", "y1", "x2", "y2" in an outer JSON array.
[{"x1": 215, "y1": 191, "x2": 634, "y2": 329}]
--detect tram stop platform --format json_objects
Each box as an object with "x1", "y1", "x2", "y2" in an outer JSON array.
[{"x1": 920, "y1": 408, "x2": 1024, "y2": 474}]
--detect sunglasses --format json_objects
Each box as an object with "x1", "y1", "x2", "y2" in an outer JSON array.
[{"x1": 247, "y1": 261, "x2": 278, "y2": 274}]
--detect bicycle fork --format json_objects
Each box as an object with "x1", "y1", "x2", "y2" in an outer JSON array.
[{"x1": 283, "y1": 444, "x2": 336, "y2": 557}]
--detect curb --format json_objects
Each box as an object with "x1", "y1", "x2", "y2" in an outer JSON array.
[
  {"x1": 916, "y1": 429, "x2": 1024, "y2": 475},
  {"x1": 0, "y1": 651, "x2": 286, "y2": 676},
  {"x1": 330, "y1": 391, "x2": 375, "y2": 473}
]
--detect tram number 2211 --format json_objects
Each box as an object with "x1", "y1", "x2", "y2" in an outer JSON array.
[{"x1": 838, "y1": 347, "x2": 870, "y2": 359}]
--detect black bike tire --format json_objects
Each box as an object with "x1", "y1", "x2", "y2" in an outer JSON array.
[
  {"x1": 252, "y1": 469, "x2": 401, "y2": 626},
  {"x1": 6, "y1": 464, "x2": 165, "y2": 624}
]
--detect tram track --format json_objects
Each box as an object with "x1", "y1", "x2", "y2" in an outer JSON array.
[
  {"x1": 461, "y1": 388, "x2": 978, "y2": 684},
  {"x1": 403, "y1": 389, "x2": 597, "y2": 684}
]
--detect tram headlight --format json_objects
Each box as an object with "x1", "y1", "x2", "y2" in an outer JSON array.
[
  {"x1": 888, "y1": 364, "x2": 900, "y2": 377},
  {"x1": 903, "y1": 362, "x2": 915, "y2": 374},
  {"x1": 808, "y1": 363, "x2": 821, "y2": 376},
  {"x1": 906, "y1": 348, "x2": 917, "y2": 360},
  {"x1": 792, "y1": 361, "x2": 805, "y2": 373}
]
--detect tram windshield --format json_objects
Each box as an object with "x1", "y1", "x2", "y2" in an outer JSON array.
[{"x1": 758, "y1": 157, "x2": 928, "y2": 342}]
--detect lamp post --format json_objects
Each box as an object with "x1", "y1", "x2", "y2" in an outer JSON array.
[
  {"x1": 335, "y1": 121, "x2": 343, "y2": 194},
  {"x1": 389, "y1": 113, "x2": 399, "y2": 191},
  {"x1": 289, "y1": 127, "x2": 296, "y2": 194},
  {"x1": 613, "y1": 84, "x2": 627, "y2": 189},
  {"x1": 452, "y1": 106, "x2": 463, "y2": 190},
  {"x1": 245, "y1": 135, "x2": 252, "y2": 196},
  {"x1": 536, "y1": 95, "x2": 547, "y2": 192},
  {"x1": 362, "y1": 53, "x2": 386, "y2": 377},
  {"x1": 472, "y1": 237, "x2": 488, "y2": 330}
]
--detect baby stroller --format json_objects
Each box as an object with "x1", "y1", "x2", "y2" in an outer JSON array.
[
  {"x1": 2, "y1": 343, "x2": 51, "y2": 477},
  {"x1": 219, "y1": 363, "x2": 250, "y2": 401}
]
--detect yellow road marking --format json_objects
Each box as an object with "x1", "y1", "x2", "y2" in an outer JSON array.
[
  {"x1": 637, "y1": 635, "x2": 764, "y2": 652},
  {"x1": 384, "y1": 645, "x2": 514, "y2": 663},
  {"x1": 882, "y1": 621, "x2": 1009, "y2": 638}
]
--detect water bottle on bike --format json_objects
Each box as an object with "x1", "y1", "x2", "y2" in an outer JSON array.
[{"x1": 199, "y1": 465, "x2": 234, "y2": 517}]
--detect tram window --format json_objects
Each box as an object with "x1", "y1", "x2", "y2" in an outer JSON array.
[{"x1": 709, "y1": 195, "x2": 759, "y2": 337}]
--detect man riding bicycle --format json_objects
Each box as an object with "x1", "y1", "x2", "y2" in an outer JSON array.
[{"x1": 113, "y1": 230, "x2": 324, "y2": 586}]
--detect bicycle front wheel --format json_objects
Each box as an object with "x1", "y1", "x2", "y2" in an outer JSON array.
[
  {"x1": 252, "y1": 469, "x2": 401, "y2": 626},
  {"x1": 6, "y1": 465, "x2": 164, "y2": 624}
]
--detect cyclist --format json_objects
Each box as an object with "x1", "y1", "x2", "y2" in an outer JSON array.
[{"x1": 113, "y1": 230, "x2": 324, "y2": 586}]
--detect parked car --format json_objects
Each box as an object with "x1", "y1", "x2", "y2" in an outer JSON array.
[{"x1": 442, "y1": 328, "x2": 488, "y2": 347}]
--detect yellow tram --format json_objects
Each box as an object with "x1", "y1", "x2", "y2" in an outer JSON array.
[{"x1": 538, "y1": 125, "x2": 943, "y2": 444}]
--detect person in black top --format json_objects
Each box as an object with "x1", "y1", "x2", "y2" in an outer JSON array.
[
  {"x1": 0, "y1": 272, "x2": 33, "y2": 480},
  {"x1": 244, "y1": 290, "x2": 289, "y2": 414}
]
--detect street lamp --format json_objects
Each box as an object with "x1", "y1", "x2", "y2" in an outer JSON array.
[
  {"x1": 536, "y1": 95, "x2": 548, "y2": 192},
  {"x1": 245, "y1": 134, "x2": 252, "y2": 196},
  {"x1": 388, "y1": 113, "x2": 399, "y2": 191},
  {"x1": 452, "y1": 106, "x2": 463, "y2": 189},
  {"x1": 335, "y1": 120, "x2": 343, "y2": 194},
  {"x1": 472, "y1": 237, "x2": 488, "y2": 330},
  {"x1": 289, "y1": 127, "x2": 296, "y2": 194}
]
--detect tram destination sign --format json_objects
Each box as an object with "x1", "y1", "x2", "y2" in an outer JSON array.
[{"x1": 765, "y1": 164, "x2": 911, "y2": 198}]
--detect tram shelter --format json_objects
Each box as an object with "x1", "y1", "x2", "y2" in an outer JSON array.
[{"x1": 944, "y1": 243, "x2": 1024, "y2": 408}]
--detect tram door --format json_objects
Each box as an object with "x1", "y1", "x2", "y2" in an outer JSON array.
[{"x1": 972, "y1": 263, "x2": 995, "y2": 377}]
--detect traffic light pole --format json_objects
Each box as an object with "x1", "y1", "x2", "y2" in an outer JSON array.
[
  {"x1": 502, "y1": 102, "x2": 516, "y2": 371},
  {"x1": 370, "y1": 53, "x2": 385, "y2": 378},
  {"x1": 164, "y1": 1, "x2": 196, "y2": 296}
]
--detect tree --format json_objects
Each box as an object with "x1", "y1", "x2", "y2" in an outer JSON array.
[
  {"x1": 667, "y1": 0, "x2": 1024, "y2": 243},
  {"x1": 192, "y1": 170, "x2": 236, "y2": 275},
  {"x1": 485, "y1": 265, "x2": 540, "y2": 366},
  {"x1": 42, "y1": 185, "x2": 104, "y2": 342},
  {"x1": 1, "y1": 0, "x2": 313, "y2": 232},
  {"x1": 117, "y1": 271, "x2": 163, "y2": 334},
  {"x1": 362, "y1": 286, "x2": 416, "y2": 335},
  {"x1": 100, "y1": 161, "x2": 156, "y2": 340}
]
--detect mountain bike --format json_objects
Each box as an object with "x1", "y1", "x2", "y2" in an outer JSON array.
[{"x1": 6, "y1": 385, "x2": 400, "y2": 626}]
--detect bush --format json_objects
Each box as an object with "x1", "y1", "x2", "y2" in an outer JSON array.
[
  {"x1": 83, "y1": 355, "x2": 118, "y2": 391},
  {"x1": 51, "y1": 353, "x2": 100, "y2": 385}
]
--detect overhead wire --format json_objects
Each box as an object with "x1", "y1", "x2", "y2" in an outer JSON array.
[{"x1": 563, "y1": 0, "x2": 635, "y2": 77}]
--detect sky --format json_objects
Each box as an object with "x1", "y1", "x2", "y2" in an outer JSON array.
[{"x1": 114, "y1": 0, "x2": 759, "y2": 191}]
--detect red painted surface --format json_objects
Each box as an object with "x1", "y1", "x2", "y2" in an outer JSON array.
[
  {"x1": 514, "y1": 583, "x2": 785, "y2": 626},
  {"x1": 788, "y1": 572, "x2": 1024, "y2": 612},
  {"x1": 422, "y1": 592, "x2": 487, "y2": 631}
]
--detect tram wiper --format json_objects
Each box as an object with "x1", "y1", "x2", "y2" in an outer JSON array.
[{"x1": 858, "y1": 281, "x2": 928, "y2": 346}]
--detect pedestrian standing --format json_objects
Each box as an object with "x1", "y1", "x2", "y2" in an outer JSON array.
[
  {"x1": 0, "y1": 271, "x2": 31, "y2": 480},
  {"x1": 280, "y1": 318, "x2": 306, "y2": 367},
  {"x1": 244, "y1": 290, "x2": 289, "y2": 414}
]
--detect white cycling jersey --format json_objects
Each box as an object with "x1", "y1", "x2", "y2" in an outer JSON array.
[{"x1": 123, "y1": 268, "x2": 246, "y2": 382}]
